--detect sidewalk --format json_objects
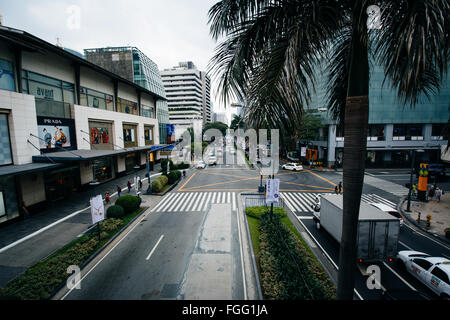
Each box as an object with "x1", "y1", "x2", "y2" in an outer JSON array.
[
  {"x1": 400, "y1": 193, "x2": 450, "y2": 244},
  {"x1": 0, "y1": 164, "x2": 163, "y2": 287}
]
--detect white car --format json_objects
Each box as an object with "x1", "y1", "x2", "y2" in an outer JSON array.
[
  {"x1": 230, "y1": 149, "x2": 236, "y2": 154},
  {"x1": 196, "y1": 161, "x2": 206, "y2": 169},
  {"x1": 369, "y1": 203, "x2": 404, "y2": 226},
  {"x1": 396, "y1": 250, "x2": 450, "y2": 299},
  {"x1": 282, "y1": 163, "x2": 303, "y2": 171},
  {"x1": 208, "y1": 156, "x2": 217, "y2": 165}
]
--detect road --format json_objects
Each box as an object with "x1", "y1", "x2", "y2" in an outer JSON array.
[{"x1": 57, "y1": 145, "x2": 449, "y2": 300}]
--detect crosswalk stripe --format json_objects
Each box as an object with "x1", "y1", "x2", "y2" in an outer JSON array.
[
  {"x1": 232, "y1": 192, "x2": 236, "y2": 211},
  {"x1": 295, "y1": 193, "x2": 313, "y2": 211},
  {"x1": 221, "y1": 192, "x2": 226, "y2": 203},
  {"x1": 369, "y1": 194, "x2": 396, "y2": 206},
  {"x1": 164, "y1": 193, "x2": 183, "y2": 212},
  {"x1": 285, "y1": 193, "x2": 305, "y2": 211},
  {"x1": 227, "y1": 192, "x2": 231, "y2": 204},
  {"x1": 211, "y1": 192, "x2": 217, "y2": 204},
  {"x1": 151, "y1": 193, "x2": 175, "y2": 212},
  {"x1": 202, "y1": 192, "x2": 212, "y2": 211},
  {"x1": 193, "y1": 192, "x2": 207, "y2": 212},
  {"x1": 178, "y1": 193, "x2": 193, "y2": 212},
  {"x1": 280, "y1": 193, "x2": 296, "y2": 212},
  {"x1": 171, "y1": 193, "x2": 189, "y2": 212},
  {"x1": 185, "y1": 192, "x2": 200, "y2": 211},
  {"x1": 291, "y1": 193, "x2": 309, "y2": 212}
]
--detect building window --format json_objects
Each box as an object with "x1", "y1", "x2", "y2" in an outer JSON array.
[
  {"x1": 0, "y1": 59, "x2": 16, "y2": 92},
  {"x1": 80, "y1": 87, "x2": 114, "y2": 111},
  {"x1": 393, "y1": 124, "x2": 423, "y2": 141},
  {"x1": 431, "y1": 124, "x2": 445, "y2": 140},
  {"x1": 141, "y1": 104, "x2": 155, "y2": 118},
  {"x1": 22, "y1": 70, "x2": 74, "y2": 119},
  {"x1": 0, "y1": 114, "x2": 13, "y2": 165},
  {"x1": 367, "y1": 124, "x2": 385, "y2": 141},
  {"x1": 89, "y1": 121, "x2": 113, "y2": 150},
  {"x1": 117, "y1": 97, "x2": 138, "y2": 115},
  {"x1": 123, "y1": 124, "x2": 138, "y2": 148},
  {"x1": 144, "y1": 126, "x2": 154, "y2": 146}
]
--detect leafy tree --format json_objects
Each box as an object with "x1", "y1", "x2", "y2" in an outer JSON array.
[
  {"x1": 208, "y1": 0, "x2": 448, "y2": 299},
  {"x1": 203, "y1": 121, "x2": 229, "y2": 137},
  {"x1": 230, "y1": 114, "x2": 246, "y2": 130}
]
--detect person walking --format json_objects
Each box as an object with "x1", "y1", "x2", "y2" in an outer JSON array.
[
  {"x1": 105, "y1": 191, "x2": 111, "y2": 205},
  {"x1": 127, "y1": 181, "x2": 132, "y2": 193},
  {"x1": 117, "y1": 185, "x2": 122, "y2": 198},
  {"x1": 435, "y1": 187, "x2": 442, "y2": 202},
  {"x1": 138, "y1": 178, "x2": 143, "y2": 190},
  {"x1": 183, "y1": 170, "x2": 186, "y2": 178},
  {"x1": 338, "y1": 181, "x2": 343, "y2": 193},
  {"x1": 335, "y1": 185, "x2": 339, "y2": 194}
]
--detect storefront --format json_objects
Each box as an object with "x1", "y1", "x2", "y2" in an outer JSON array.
[
  {"x1": 92, "y1": 157, "x2": 115, "y2": 183},
  {"x1": 0, "y1": 175, "x2": 19, "y2": 223},
  {"x1": 123, "y1": 124, "x2": 138, "y2": 148},
  {"x1": 44, "y1": 165, "x2": 80, "y2": 202},
  {"x1": 125, "y1": 152, "x2": 139, "y2": 173},
  {"x1": 37, "y1": 116, "x2": 77, "y2": 153},
  {"x1": 89, "y1": 120, "x2": 113, "y2": 150}
]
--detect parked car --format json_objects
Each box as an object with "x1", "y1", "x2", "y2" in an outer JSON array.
[
  {"x1": 282, "y1": 163, "x2": 303, "y2": 171},
  {"x1": 369, "y1": 203, "x2": 404, "y2": 227},
  {"x1": 195, "y1": 161, "x2": 206, "y2": 169},
  {"x1": 396, "y1": 250, "x2": 450, "y2": 299}
]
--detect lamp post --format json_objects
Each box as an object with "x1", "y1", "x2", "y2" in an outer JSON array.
[{"x1": 406, "y1": 149, "x2": 424, "y2": 212}]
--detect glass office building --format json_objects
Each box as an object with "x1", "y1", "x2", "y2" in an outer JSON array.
[{"x1": 306, "y1": 59, "x2": 449, "y2": 168}]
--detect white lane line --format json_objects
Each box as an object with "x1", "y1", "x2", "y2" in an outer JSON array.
[
  {"x1": 297, "y1": 216, "x2": 314, "y2": 219},
  {"x1": 232, "y1": 192, "x2": 236, "y2": 211},
  {"x1": 171, "y1": 193, "x2": 189, "y2": 212},
  {"x1": 202, "y1": 192, "x2": 212, "y2": 211},
  {"x1": 179, "y1": 193, "x2": 194, "y2": 212},
  {"x1": 382, "y1": 262, "x2": 417, "y2": 291},
  {"x1": 399, "y1": 241, "x2": 415, "y2": 251},
  {"x1": 62, "y1": 208, "x2": 154, "y2": 300},
  {"x1": 403, "y1": 223, "x2": 450, "y2": 250},
  {"x1": 227, "y1": 192, "x2": 231, "y2": 204},
  {"x1": 151, "y1": 193, "x2": 176, "y2": 212},
  {"x1": 235, "y1": 199, "x2": 248, "y2": 300},
  {"x1": 146, "y1": 235, "x2": 164, "y2": 261}
]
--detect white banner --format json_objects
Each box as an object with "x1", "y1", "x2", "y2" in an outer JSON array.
[
  {"x1": 266, "y1": 179, "x2": 280, "y2": 204},
  {"x1": 90, "y1": 194, "x2": 105, "y2": 225},
  {"x1": 301, "y1": 147, "x2": 306, "y2": 157}
]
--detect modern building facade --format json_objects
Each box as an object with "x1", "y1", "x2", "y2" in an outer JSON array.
[
  {"x1": 0, "y1": 26, "x2": 170, "y2": 224},
  {"x1": 305, "y1": 60, "x2": 449, "y2": 168},
  {"x1": 84, "y1": 46, "x2": 171, "y2": 144},
  {"x1": 160, "y1": 62, "x2": 212, "y2": 139}
]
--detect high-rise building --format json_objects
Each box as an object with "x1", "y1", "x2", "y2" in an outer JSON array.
[
  {"x1": 84, "y1": 47, "x2": 171, "y2": 144},
  {"x1": 213, "y1": 112, "x2": 228, "y2": 125},
  {"x1": 160, "y1": 62, "x2": 212, "y2": 139}
]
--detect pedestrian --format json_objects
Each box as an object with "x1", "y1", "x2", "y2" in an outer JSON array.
[
  {"x1": 428, "y1": 185, "x2": 435, "y2": 199},
  {"x1": 117, "y1": 185, "x2": 121, "y2": 198},
  {"x1": 105, "y1": 191, "x2": 111, "y2": 204},
  {"x1": 435, "y1": 187, "x2": 442, "y2": 202},
  {"x1": 127, "y1": 181, "x2": 132, "y2": 193},
  {"x1": 412, "y1": 184, "x2": 417, "y2": 197},
  {"x1": 183, "y1": 170, "x2": 186, "y2": 178},
  {"x1": 338, "y1": 181, "x2": 342, "y2": 193},
  {"x1": 139, "y1": 178, "x2": 143, "y2": 190},
  {"x1": 335, "y1": 186, "x2": 339, "y2": 194}
]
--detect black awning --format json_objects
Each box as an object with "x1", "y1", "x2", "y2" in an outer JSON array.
[
  {"x1": 32, "y1": 144, "x2": 175, "y2": 163},
  {"x1": 0, "y1": 163, "x2": 63, "y2": 178}
]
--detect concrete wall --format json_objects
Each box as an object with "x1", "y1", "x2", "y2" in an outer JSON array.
[
  {"x1": 19, "y1": 172, "x2": 46, "y2": 206},
  {"x1": 22, "y1": 51, "x2": 75, "y2": 84},
  {"x1": 80, "y1": 66, "x2": 114, "y2": 96},
  {"x1": 118, "y1": 82, "x2": 138, "y2": 103},
  {"x1": 0, "y1": 90, "x2": 40, "y2": 165}
]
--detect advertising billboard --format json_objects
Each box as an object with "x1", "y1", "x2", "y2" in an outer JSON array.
[{"x1": 37, "y1": 117, "x2": 76, "y2": 152}]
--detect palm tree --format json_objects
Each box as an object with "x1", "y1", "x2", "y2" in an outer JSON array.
[{"x1": 208, "y1": 0, "x2": 448, "y2": 299}]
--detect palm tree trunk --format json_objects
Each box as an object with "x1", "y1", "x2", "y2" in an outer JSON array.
[{"x1": 337, "y1": 8, "x2": 370, "y2": 300}]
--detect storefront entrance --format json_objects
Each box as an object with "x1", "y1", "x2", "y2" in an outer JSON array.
[
  {"x1": 125, "y1": 153, "x2": 139, "y2": 173},
  {"x1": 93, "y1": 157, "x2": 115, "y2": 183},
  {"x1": 44, "y1": 166, "x2": 80, "y2": 202}
]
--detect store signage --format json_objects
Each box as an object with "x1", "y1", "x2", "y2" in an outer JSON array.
[
  {"x1": 90, "y1": 195, "x2": 105, "y2": 225},
  {"x1": 36, "y1": 87, "x2": 54, "y2": 100},
  {"x1": 37, "y1": 116, "x2": 76, "y2": 152},
  {"x1": 266, "y1": 179, "x2": 280, "y2": 204}
]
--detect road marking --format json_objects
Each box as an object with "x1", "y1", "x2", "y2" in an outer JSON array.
[
  {"x1": 403, "y1": 223, "x2": 450, "y2": 250},
  {"x1": 62, "y1": 208, "x2": 155, "y2": 299},
  {"x1": 399, "y1": 241, "x2": 414, "y2": 251},
  {"x1": 164, "y1": 193, "x2": 183, "y2": 212},
  {"x1": 179, "y1": 172, "x2": 197, "y2": 191},
  {"x1": 232, "y1": 192, "x2": 236, "y2": 211},
  {"x1": 235, "y1": 199, "x2": 248, "y2": 300},
  {"x1": 171, "y1": 193, "x2": 189, "y2": 212},
  {"x1": 179, "y1": 192, "x2": 195, "y2": 212},
  {"x1": 151, "y1": 193, "x2": 176, "y2": 212},
  {"x1": 192, "y1": 192, "x2": 207, "y2": 212},
  {"x1": 146, "y1": 235, "x2": 164, "y2": 261},
  {"x1": 306, "y1": 170, "x2": 338, "y2": 187},
  {"x1": 382, "y1": 262, "x2": 417, "y2": 291},
  {"x1": 202, "y1": 192, "x2": 213, "y2": 211},
  {"x1": 185, "y1": 193, "x2": 201, "y2": 211},
  {"x1": 297, "y1": 216, "x2": 314, "y2": 219}
]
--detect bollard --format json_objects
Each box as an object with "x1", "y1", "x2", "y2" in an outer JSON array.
[{"x1": 426, "y1": 214, "x2": 432, "y2": 230}]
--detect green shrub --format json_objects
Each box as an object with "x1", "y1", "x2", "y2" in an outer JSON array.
[
  {"x1": 166, "y1": 170, "x2": 181, "y2": 184},
  {"x1": 161, "y1": 159, "x2": 175, "y2": 171},
  {"x1": 177, "y1": 162, "x2": 189, "y2": 169},
  {"x1": 115, "y1": 195, "x2": 140, "y2": 214},
  {"x1": 106, "y1": 205, "x2": 125, "y2": 219},
  {"x1": 151, "y1": 179, "x2": 162, "y2": 193},
  {"x1": 158, "y1": 175, "x2": 169, "y2": 186}
]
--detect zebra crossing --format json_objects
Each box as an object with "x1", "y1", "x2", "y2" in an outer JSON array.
[
  {"x1": 280, "y1": 192, "x2": 397, "y2": 215},
  {"x1": 151, "y1": 192, "x2": 237, "y2": 213}
]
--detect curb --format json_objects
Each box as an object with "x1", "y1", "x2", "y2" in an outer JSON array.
[
  {"x1": 48, "y1": 206, "x2": 148, "y2": 299},
  {"x1": 398, "y1": 196, "x2": 450, "y2": 246}
]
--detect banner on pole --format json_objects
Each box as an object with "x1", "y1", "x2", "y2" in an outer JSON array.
[
  {"x1": 90, "y1": 195, "x2": 105, "y2": 225},
  {"x1": 301, "y1": 147, "x2": 306, "y2": 157},
  {"x1": 266, "y1": 179, "x2": 280, "y2": 204}
]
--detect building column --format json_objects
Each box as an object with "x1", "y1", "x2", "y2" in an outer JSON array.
[
  {"x1": 385, "y1": 124, "x2": 393, "y2": 142},
  {"x1": 74, "y1": 64, "x2": 81, "y2": 105},
  {"x1": 423, "y1": 124, "x2": 432, "y2": 141},
  {"x1": 327, "y1": 124, "x2": 337, "y2": 167},
  {"x1": 13, "y1": 47, "x2": 22, "y2": 93}
]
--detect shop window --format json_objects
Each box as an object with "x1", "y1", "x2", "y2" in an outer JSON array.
[
  {"x1": 431, "y1": 124, "x2": 445, "y2": 140},
  {"x1": 0, "y1": 59, "x2": 16, "y2": 92},
  {"x1": 144, "y1": 126, "x2": 154, "y2": 145},
  {"x1": 393, "y1": 124, "x2": 423, "y2": 141},
  {"x1": 80, "y1": 87, "x2": 114, "y2": 111},
  {"x1": 367, "y1": 124, "x2": 385, "y2": 141},
  {"x1": 89, "y1": 121, "x2": 113, "y2": 150},
  {"x1": 117, "y1": 97, "x2": 138, "y2": 115},
  {"x1": 142, "y1": 104, "x2": 156, "y2": 118},
  {"x1": 123, "y1": 124, "x2": 138, "y2": 148}
]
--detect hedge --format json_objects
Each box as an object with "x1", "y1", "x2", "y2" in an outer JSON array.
[
  {"x1": 161, "y1": 159, "x2": 189, "y2": 171},
  {"x1": 106, "y1": 205, "x2": 125, "y2": 219},
  {"x1": 258, "y1": 212, "x2": 336, "y2": 300},
  {"x1": 246, "y1": 206, "x2": 286, "y2": 220},
  {"x1": 163, "y1": 170, "x2": 181, "y2": 184},
  {"x1": 115, "y1": 195, "x2": 141, "y2": 214},
  {"x1": 151, "y1": 175, "x2": 169, "y2": 193}
]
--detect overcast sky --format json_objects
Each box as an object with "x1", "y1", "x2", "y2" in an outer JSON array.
[{"x1": 0, "y1": 0, "x2": 234, "y2": 121}]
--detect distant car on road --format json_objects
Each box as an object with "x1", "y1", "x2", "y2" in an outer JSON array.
[
  {"x1": 369, "y1": 203, "x2": 404, "y2": 226},
  {"x1": 196, "y1": 161, "x2": 206, "y2": 169},
  {"x1": 396, "y1": 250, "x2": 450, "y2": 299},
  {"x1": 208, "y1": 156, "x2": 217, "y2": 166},
  {"x1": 282, "y1": 163, "x2": 303, "y2": 171},
  {"x1": 230, "y1": 149, "x2": 236, "y2": 154}
]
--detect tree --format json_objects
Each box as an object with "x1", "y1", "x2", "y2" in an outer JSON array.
[
  {"x1": 230, "y1": 114, "x2": 246, "y2": 130},
  {"x1": 208, "y1": 0, "x2": 448, "y2": 299},
  {"x1": 203, "y1": 121, "x2": 229, "y2": 137}
]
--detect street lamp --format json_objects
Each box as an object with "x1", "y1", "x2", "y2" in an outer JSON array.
[{"x1": 406, "y1": 149, "x2": 424, "y2": 212}]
